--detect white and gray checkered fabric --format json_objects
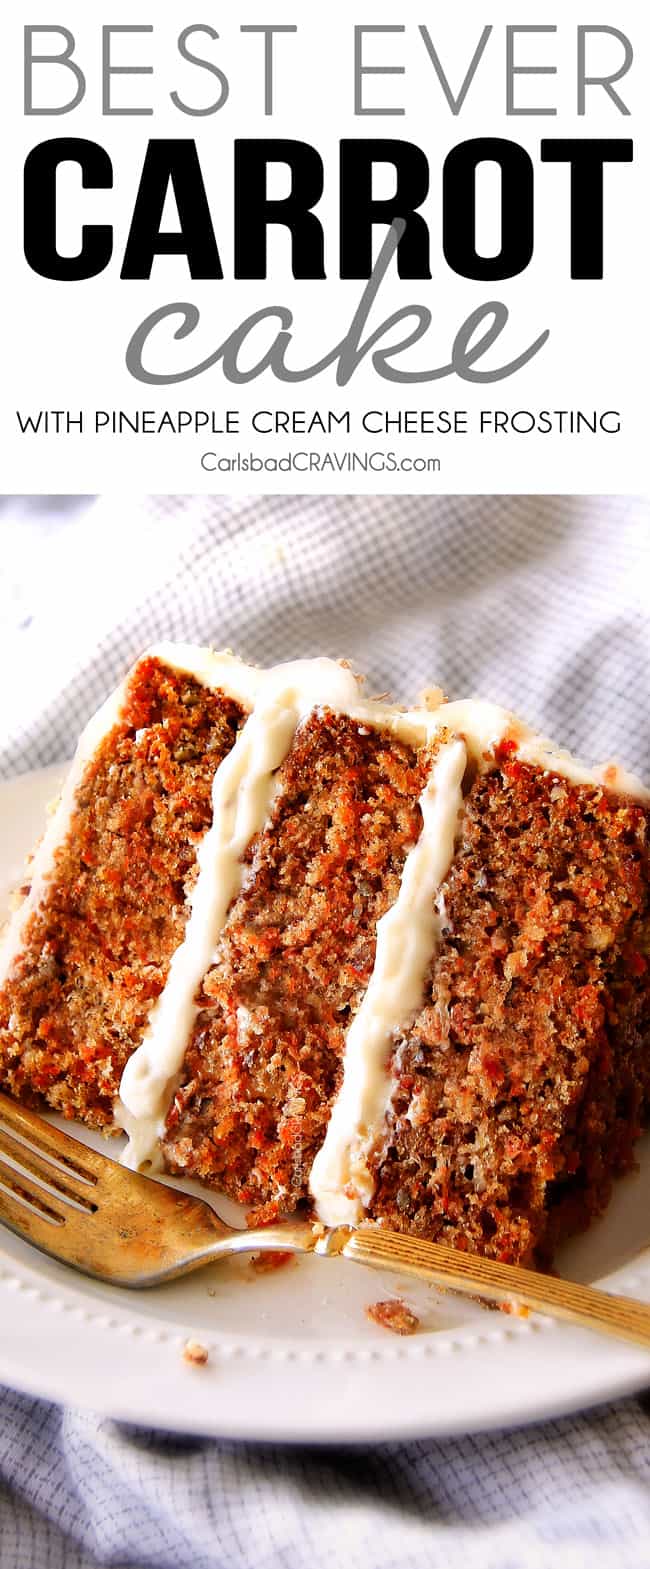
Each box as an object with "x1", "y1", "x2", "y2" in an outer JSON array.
[
  {"x1": 0, "y1": 492, "x2": 649, "y2": 1569},
  {"x1": 1, "y1": 494, "x2": 649, "y2": 780}
]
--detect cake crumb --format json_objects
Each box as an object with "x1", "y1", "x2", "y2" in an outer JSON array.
[
  {"x1": 499, "y1": 1299, "x2": 531, "y2": 1318},
  {"x1": 250, "y1": 1250, "x2": 295, "y2": 1274},
  {"x1": 183, "y1": 1338, "x2": 209, "y2": 1366},
  {"x1": 366, "y1": 1298, "x2": 420, "y2": 1336}
]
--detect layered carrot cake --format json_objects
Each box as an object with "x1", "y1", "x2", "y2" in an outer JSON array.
[{"x1": 0, "y1": 645, "x2": 648, "y2": 1266}]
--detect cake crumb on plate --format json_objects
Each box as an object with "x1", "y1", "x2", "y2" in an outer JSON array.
[
  {"x1": 183, "y1": 1339, "x2": 209, "y2": 1366},
  {"x1": 366, "y1": 1299, "x2": 420, "y2": 1336},
  {"x1": 250, "y1": 1250, "x2": 295, "y2": 1274}
]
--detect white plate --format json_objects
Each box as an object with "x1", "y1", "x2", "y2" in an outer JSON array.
[{"x1": 0, "y1": 764, "x2": 650, "y2": 1442}]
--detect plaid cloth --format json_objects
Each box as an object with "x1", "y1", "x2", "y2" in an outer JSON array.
[{"x1": 0, "y1": 492, "x2": 649, "y2": 1568}]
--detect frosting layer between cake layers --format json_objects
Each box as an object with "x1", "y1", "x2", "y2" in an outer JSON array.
[
  {"x1": 308, "y1": 735, "x2": 467, "y2": 1225},
  {"x1": 117, "y1": 650, "x2": 363, "y2": 1167}
]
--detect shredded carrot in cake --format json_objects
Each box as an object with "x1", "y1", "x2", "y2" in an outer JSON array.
[{"x1": 0, "y1": 659, "x2": 245, "y2": 1125}]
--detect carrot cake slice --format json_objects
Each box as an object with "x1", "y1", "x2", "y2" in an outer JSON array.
[
  {"x1": 0, "y1": 650, "x2": 247, "y2": 1125},
  {"x1": 1, "y1": 645, "x2": 648, "y2": 1267}
]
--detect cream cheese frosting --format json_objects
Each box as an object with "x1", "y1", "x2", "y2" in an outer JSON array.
[{"x1": 308, "y1": 735, "x2": 468, "y2": 1226}]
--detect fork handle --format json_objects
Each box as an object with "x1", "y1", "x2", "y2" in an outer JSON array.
[{"x1": 335, "y1": 1227, "x2": 650, "y2": 1351}]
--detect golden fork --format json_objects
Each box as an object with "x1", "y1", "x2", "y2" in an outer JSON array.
[{"x1": 1, "y1": 1089, "x2": 650, "y2": 1349}]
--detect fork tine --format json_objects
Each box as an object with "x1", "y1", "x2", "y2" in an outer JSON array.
[
  {"x1": 0, "y1": 1157, "x2": 65, "y2": 1226},
  {"x1": 0, "y1": 1157, "x2": 119, "y2": 1280},
  {"x1": 0, "y1": 1170, "x2": 107, "y2": 1278},
  {"x1": 0, "y1": 1092, "x2": 101, "y2": 1183},
  {"x1": 0, "y1": 1090, "x2": 232, "y2": 1287},
  {"x1": 0, "y1": 1128, "x2": 98, "y2": 1213}
]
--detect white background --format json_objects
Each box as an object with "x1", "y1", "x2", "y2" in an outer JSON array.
[{"x1": 1, "y1": 0, "x2": 647, "y2": 493}]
